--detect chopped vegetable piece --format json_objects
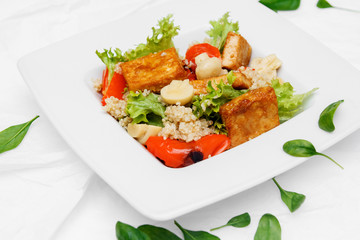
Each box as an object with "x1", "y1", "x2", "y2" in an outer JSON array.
[
  {"x1": 101, "y1": 69, "x2": 127, "y2": 106},
  {"x1": 185, "y1": 43, "x2": 221, "y2": 71}
]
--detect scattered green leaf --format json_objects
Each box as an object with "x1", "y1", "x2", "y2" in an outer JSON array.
[
  {"x1": 271, "y1": 79, "x2": 317, "y2": 122},
  {"x1": 126, "y1": 91, "x2": 165, "y2": 127},
  {"x1": 316, "y1": 0, "x2": 360, "y2": 13},
  {"x1": 283, "y1": 139, "x2": 344, "y2": 169},
  {"x1": 174, "y1": 220, "x2": 220, "y2": 240},
  {"x1": 318, "y1": 100, "x2": 344, "y2": 132},
  {"x1": 138, "y1": 224, "x2": 181, "y2": 240},
  {"x1": 116, "y1": 221, "x2": 151, "y2": 240},
  {"x1": 0, "y1": 115, "x2": 39, "y2": 154},
  {"x1": 272, "y1": 178, "x2": 305, "y2": 212},
  {"x1": 259, "y1": 0, "x2": 301, "y2": 12},
  {"x1": 210, "y1": 212, "x2": 251, "y2": 231},
  {"x1": 316, "y1": 0, "x2": 333, "y2": 8},
  {"x1": 206, "y1": 12, "x2": 239, "y2": 52},
  {"x1": 254, "y1": 213, "x2": 282, "y2": 240}
]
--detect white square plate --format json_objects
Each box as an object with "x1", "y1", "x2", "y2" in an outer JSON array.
[{"x1": 18, "y1": 0, "x2": 360, "y2": 220}]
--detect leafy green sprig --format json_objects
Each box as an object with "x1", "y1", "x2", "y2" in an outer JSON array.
[
  {"x1": 254, "y1": 214, "x2": 282, "y2": 240},
  {"x1": 272, "y1": 178, "x2": 305, "y2": 212},
  {"x1": 259, "y1": 0, "x2": 300, "y2": 12},
  {"x1": 210, "y1": 212, "x2": 251, "y2": 231},
  {"x1": 318, "y1": 100, "x2": 344, "y2": 132}
]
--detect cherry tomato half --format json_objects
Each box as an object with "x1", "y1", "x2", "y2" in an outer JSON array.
[{"x1": 185, "y1": 43, "x2": 221, "y2": 71}]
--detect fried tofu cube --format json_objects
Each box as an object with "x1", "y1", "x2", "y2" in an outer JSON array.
[
  {"x1": 220, "y1": 86, "x2": 279, "y2": 148},
  {"x1": 190, "y1": 71, "x2": 252, "y2": 95},
  {"x1": 121, "y1": 48, "x2": 188, "y2": 92},
  {"x1": 222, "y1": 32, "x2": 252, "y2": 70}
]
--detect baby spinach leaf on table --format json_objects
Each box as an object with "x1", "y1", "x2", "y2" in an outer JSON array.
[
  {"x1": 210, "y1": 212, "x2": 250, "y2": 231},
  {"x1": 116, "y1": 221, "x2": 151, "y2": 240},
  {"x1": 254, "y1": 214, "x2": 281, "y2": 240},
  {"x1": 317, "y1": 0, "x2": 360, "y2": 13},
  {"x1": 259, "y1": 0, "x2": 300, "y2": 12},
  {"x1": 0, "y1": 115, "x2": 39, "y2": 154},
  {"x1": 283, "y1": 139, "x2": 344, "y2": 169},
  {"x1": 138, "y1": 224, "x2": 181, "y2": 240},
  {"x1": 318, "y1": 100, "x2": 344, "y2": 132},
  {"x1": 272, "y1": 178, "x2": 305, "y2": 212},
  {"x1": 174, "y1": 220, "x2": 220, "y2": 240}
]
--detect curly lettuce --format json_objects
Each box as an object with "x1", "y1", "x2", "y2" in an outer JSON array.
[
  {"x1": 96, "y1": 14, "x2": 179, "y2": 83},
  {"x1": 206, "y1": 12, "x2": 239, "y2": 52},
  {"x1": 192, "y1": 71, "x2": 247, "y2": 133},
  {"x1": 271, "y1": 79, "x2": 318, "y2": 122},
  {"x1": 126, "y1": 91, "x2": 165, "y2": 127}
]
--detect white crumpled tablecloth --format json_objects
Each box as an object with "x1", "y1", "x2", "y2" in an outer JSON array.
[{"x1": 1, "y1": 0, "x2": 360, "y2": 239}]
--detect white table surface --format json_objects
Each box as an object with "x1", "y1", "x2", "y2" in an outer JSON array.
[{"x1": 1, "y1": 0, "x2": 360, "y2": 239}]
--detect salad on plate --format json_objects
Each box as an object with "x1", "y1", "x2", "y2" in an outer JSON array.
[{"x1": 93, "y1": 13, "x2": 316, "y2": 168}]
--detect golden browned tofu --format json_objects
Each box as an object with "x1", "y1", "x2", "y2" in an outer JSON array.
[
  {"x1": 222, "y1": 32, "x2": 252, "y2": 70},
  {"x1": 121, "y1": 48, "x2": 188, "y2": 92},
  {"x1": 220, "y1": 86, "x2": 279, "y2": 148},
  {"x1": 189, "y1": 71, "x2": 252, "y2": 95}
]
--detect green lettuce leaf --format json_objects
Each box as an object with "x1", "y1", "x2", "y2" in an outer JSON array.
[
  {"x1": 126, "y1": 91, "x2": 165, "y2": 127},
  {"x1": 206, "y1": 12, "x2": 239, "y2": 52},
  {"x1": 271, "y1": 79, "x2": 318, "y2": 122},
  {"x1": 192, "y1": 71, "x2": 247, "y2": 133},
  {"x1": 124, "y1": 14, "x2": 180, "y2": 61},
  {"x1": 95, "y1": 48, "x2": 127, "y2": 84},
  {"x1": 95, "y1": 14, "x2": 179, "y2": 84}
]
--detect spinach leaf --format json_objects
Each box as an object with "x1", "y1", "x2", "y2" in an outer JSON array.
[
  {"x1": 272, "y1": 178, "x2": 305, "y2": 212},
  {"x1": 318, "y1": 100, "x2": 344, "y2": 132},
  {"x1": 0, "y1": 115, "x2": 39, "y2": 154},
  {"x1": 116, "y1": 221, "x2": 151, "y2": 240},
  {"x1": 138, "y1": 225, "x2": 181, "y2": 240},
  {"x1": 254, "y1": 214, "x2": 281, "y2": 240},
  {"x1": 317, "y1": 0, "x2": 360, "y2": 13},
  {"x1": 174, "y1": 221, "x2": 220, "y2": 240},
  {"x1": 210, "y1": 212, "x2": 250, "y2": 231},
  {"x1": 283, "y1": 139, "x2": 344, "y2": 169},
  {"x1": 316, "y1": 0, "x2": 333, "y2": 8},
  {"x1": 259, "y1": 0, "x2": 300, "y2": 12}
]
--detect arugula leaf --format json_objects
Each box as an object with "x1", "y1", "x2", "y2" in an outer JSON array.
[
  {"x1": 174, "y1": 221, "x2": 220, "y2": 240},
  {"x1": 318, "y1": 100, "x2": 344, "y2": 132},
  {"x1": 126, "y1": 91, "x2": 165, "y2": 127},
  {"x1": 192, "y1": 71, "x2": 247, "y2": 133},
  {"x1": 272, "y1": 178, "x2": 305, "y2": 212},
  {"x1": 254, "y1": 214, "x2": 281, "y2": 240},
  {"x1": 271, "y1": 79, "x2": 317, "y2": 122},
  {"x1": 283, "y1": 139, "x2": 344, "y2": 169},
  {"x1": 116, "y1": 221, "x2": 151, "y2": 240},
  {"x1": 259, "y1": 0, "x2": 301, "y2": 12},
  {"x1": 96, "y1": 15, "x2": 179, "y2": 84},
  {"x1": 0, "y1": 116, "x2": 39, "y2": 154},
  {"x1": 138, "y1": 225, "x2": 181, "y2": 240},
  {"x1": 206, "y1": 12, "x2": 239, "y2": 52},
  {"x1": 210, "y1": 212, "x2": 251, "y2": 231}
]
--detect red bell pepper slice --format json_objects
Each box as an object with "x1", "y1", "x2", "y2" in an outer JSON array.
[
  {"x1": 101, "y1": 67, "x2": 127, "y2": 106},
  {"x1": 146, "y1": 134, "x2": 231, "y2": 168}
]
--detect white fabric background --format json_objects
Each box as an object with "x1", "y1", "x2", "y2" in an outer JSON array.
[{"x1": 1, "y1": 0, "x2": 360, "y2": 239}]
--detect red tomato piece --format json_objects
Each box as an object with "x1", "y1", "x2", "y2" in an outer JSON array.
[
  {"x1": 185, "y1": 43, "x2": 221, "y2": 71},
  {"x1": 146, "y1": 134, "x2": 231, "y2": 168},
  {"x1": 194, "y1": 134, "x2": 231, "y2": 160},
  {"x1": 101, "y1": 68, "x2": 127, "y2": 106},
  {"x1": 146, "y1": 136, "x2": 193, "y2": 168}
]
